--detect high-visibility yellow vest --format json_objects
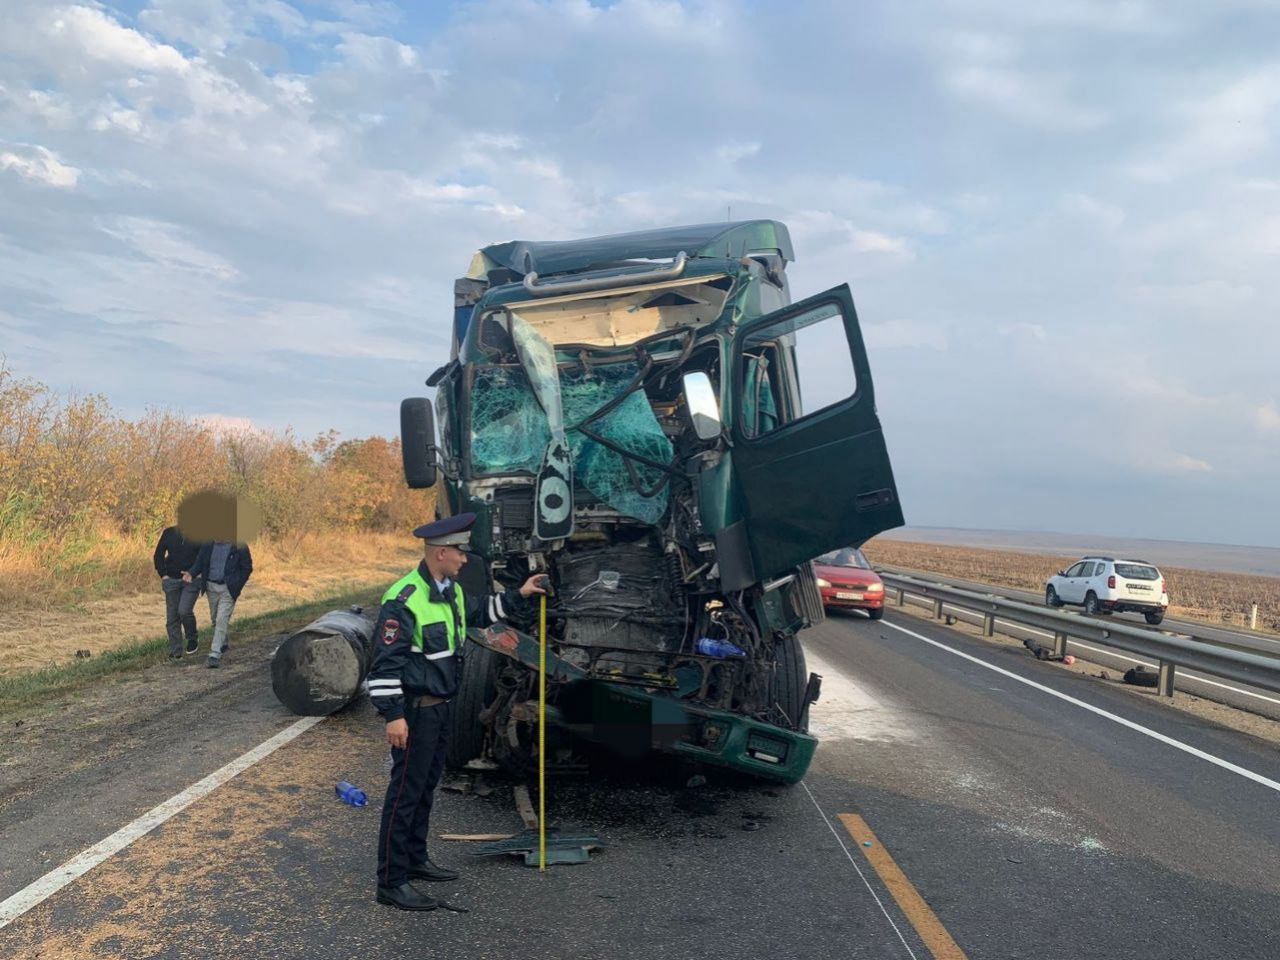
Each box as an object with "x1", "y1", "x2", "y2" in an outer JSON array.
[{"x1": 382, "y1": 568, "x2": 467, "y2": 658}]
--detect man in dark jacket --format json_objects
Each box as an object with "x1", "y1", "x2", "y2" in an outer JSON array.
[
  {"x1": 369, "y1": 513, "x2": 545, "y2": 911},
  {"x1": 184, "y1": 540, "x2": 253, "y2": 669},
  {"x1": 153, "y1": 524, "x2": 202, "y2": 659}
]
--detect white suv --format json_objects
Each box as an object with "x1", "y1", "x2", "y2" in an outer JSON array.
[{"x1": 1044, "y1": 557, "x2": 1169, "y2": 625}]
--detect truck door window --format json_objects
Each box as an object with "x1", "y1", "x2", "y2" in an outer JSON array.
[{"x1": 741, "y1": 300, "x2": 857, "y2": 438}]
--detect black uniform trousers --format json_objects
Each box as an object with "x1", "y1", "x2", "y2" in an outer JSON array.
[{"x1": 377, "y1": 699, "x2": 451, "y2": 888}]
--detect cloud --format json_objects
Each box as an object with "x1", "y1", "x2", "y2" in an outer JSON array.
[
  {"x1": 998, "y1": 322, "x2": 1047, "y2": 341},
  {"x1": 1127, "y1": 64, "x2": 1280, "y2": 182},
  {"x1": 1170, "y1": 453, "x2": 1213, "y2": 473},
  {"x1": 99, "y1": 217, "x2": 240, "y2": 281},
  {"x1": 0, "y1": 142, "x2": 80, "y2": 187},
  {"x1": 864, "y1": 320, "x2": 949, "y2": 351},
  {"x1": 716, "y1": 142, "x2": 760, "y2": 164},
  {"x1": 48, "y1": 4, "x2": 190, "y2": 73},
  {"x1": 194, "y1": 413, "x2": 269, "y2": 437},
  {"x1": 336, "y1": 32, "x2": 418, "y2": 69},
  {"x1": 2, "y1": 0, "x2": 1280, "y2": 545},
  {"x1": 938, "y1": 30, "x2": 1107, "y2": 131},
  {"x1": 1257, "y1": 402, "x2": 1280, "y2": 433}
]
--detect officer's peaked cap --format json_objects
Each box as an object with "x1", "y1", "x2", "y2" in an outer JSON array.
[{"x1": 413, "y1": 512, "x2": 476, "y2": 547}]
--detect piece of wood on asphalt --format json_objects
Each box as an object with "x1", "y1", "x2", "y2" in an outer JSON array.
[
  {"x1": 439, "y1": 833, "x2": 515, "y2": 842},
  {"x1": 513, "y1": 783, "x2": 539, "y2": 830}
]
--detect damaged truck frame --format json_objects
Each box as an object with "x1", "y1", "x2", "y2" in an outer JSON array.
[{"x1": 400, "y1": 220, "x2": 903, "y2": 784}]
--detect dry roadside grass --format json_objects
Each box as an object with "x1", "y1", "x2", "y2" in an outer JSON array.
[
  {"x1": 0, "y1": 531, "x2": 421, "y2": 676},
  {"x1": 863, "y1": 539, "x2": 1280, "y2": 633}
]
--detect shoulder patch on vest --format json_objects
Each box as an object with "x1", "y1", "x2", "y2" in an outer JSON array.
[
  {"x1": 395, "y1": 583, "x2": 417, "y2": 603},
  {"x1": 382, "y1": 618, "x2": 400, "y2": 644}
]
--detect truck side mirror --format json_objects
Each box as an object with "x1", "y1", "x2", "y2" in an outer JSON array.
[
  {"x1": 682, "y1": 371, "x2": 722, "y2": 441},
  {"x1": 400, "y1": 398, "x2": 438, "y2": 489}
]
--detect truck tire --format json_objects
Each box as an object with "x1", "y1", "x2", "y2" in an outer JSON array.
[
  {"x1": 770, "y1": 633, "x2": 810, "y2": 733},
  {"x1": 446, "y1": 641, "x2": 500, "y2": 769}
]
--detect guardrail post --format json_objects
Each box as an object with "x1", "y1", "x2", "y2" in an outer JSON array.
[
  {"x1": 1053, "y1": 632, "x2": 1067, "y2": 658},
  {"x1": 1158, "y1": 661, "x2": 1176, "y2": 697},
  {"x1": 1250, "y1": 604, "x2": 1258, "y2": 631},
  {"x1": 982, "y1": 613, "x2": 995, "y2": 637},
  {"x1": 932, "y1": 598, "x2": 943, "y2": 619},
  {"x1": 896, "y1": 588, "x2": 905, "y2": 607}
]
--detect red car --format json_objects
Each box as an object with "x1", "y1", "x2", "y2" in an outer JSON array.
[{"x1": 815, "y1": 547, "x2": 885, "y2": 619}]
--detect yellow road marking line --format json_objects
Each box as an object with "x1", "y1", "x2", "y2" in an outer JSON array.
[{"x1": 839, "y1": 813, "x2": 968, "y2": 960}]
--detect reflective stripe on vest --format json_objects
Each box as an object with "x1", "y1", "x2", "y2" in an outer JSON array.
[{"x1": 381, "y1": 568, "x2": 466, "y2": 657}]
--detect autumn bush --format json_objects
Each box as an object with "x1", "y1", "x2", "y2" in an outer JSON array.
[{"x1": 0, "y1": 363, "x2": 433, "y2": 607}]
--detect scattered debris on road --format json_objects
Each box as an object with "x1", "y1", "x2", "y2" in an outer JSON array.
[{"x1": 1123, "y1": 666, "x2": 1159, "y2": 688}]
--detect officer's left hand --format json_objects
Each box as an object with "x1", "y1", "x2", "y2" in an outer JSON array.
[{"x1": 519, "y1": 574, "x2": 549, "y2": 598}]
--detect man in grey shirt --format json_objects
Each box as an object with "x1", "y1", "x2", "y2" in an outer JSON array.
[{"x1": 185, "y1": 540, "x2": 253, "y2": 668}]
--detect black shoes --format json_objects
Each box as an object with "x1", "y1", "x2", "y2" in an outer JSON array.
[
  {"x1": 376, "y1": 882, "x2": 438, "y2": 911},
  {"x1": 207, "y1": 656, "x2": 221, "y2": 669},
  {"x1": 408, "y1": 860, "x2": 459, "y2": 882},
  {"x1": 185, "y1": 637, "x2": 198, "y2": 654}
]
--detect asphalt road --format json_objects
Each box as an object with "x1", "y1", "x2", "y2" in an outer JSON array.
[
  {"x1": 3, "y1": 610, "x2": 1279, "y2": 959},
  {"x1": 881, "y1": 565, "x2": 1280, "y2": 721}
]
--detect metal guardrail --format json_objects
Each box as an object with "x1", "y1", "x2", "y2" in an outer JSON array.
[{"x1": 878, "y1": 571, "x2": 1280, "y2": 698}]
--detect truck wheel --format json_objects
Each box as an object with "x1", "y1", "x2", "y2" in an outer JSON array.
[
  {"x1": 770, "y1": 633, "x2": 810, "y2": 733},
  {"x1": 446, "y1": 641, "x2": 500, "y2": 769},
  {"x1": 1144, "y1": 610, "x2": 1165, "y2": 626}
]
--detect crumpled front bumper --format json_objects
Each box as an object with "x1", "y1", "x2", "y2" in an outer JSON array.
[{"x1": 469, "y1": 624, "x2": 818, "y2": 784}]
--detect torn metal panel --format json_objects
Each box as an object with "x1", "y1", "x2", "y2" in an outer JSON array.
[{"x1": 506, "y1": 275, "x2": 731, "y2": 348}]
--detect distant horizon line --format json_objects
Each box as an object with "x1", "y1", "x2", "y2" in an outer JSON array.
[{"x1": 883, "y1": 524, "x2": 1280, "y2": 554}]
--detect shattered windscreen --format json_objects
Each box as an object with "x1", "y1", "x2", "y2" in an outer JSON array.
[
  {"x1": 469, "y1": 367, "x2": 548, "y2": 475},
  {"x1": 469, "y1": 360, "x2": 673, "y2": 524}
]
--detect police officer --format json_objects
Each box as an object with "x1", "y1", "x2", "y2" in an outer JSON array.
[{"x1": 371, "y1": 512, "x2": 546, "y2": 911}]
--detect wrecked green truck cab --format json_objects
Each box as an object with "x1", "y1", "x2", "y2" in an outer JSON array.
[{"x1": 401, "y1": 220, "x2": 903, "y2": 784}]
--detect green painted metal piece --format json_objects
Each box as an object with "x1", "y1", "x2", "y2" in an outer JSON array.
[
  {"x1": 467, "y1": 625, "x2": 817, "y2": 785},
  {"x1": 473, "y1": 828, "x2": 604, "y2": 867}
]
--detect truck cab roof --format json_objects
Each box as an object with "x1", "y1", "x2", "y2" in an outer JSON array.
[{"x1": 465, "y1": 219, "x2": 793, "y2": 281}]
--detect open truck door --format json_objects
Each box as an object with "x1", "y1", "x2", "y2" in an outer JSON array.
[{"x1": 731, "y1": 283, "x2": 903, "y2": 581}]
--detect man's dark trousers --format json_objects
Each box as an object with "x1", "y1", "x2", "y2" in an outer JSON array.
[
  {"x1": 378, "y1": 700, "x2": 451, "y2": 888},
  {"x1": 161, "y1": 577, "x2": 200, "y2": 657}
]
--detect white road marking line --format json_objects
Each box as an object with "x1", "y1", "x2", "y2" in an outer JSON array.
[
  {"x1": 0, "y1": 716, "x2": 325, "y2": 930},
  {"x1": 800, "y1": 781, "x2": 920, "y2": 960},
  {"x1": 922, "y1": 601, "x2": 1280, "y2": 707},
  {"x1": 882, "y1": 619, "x2": 1280, "y2": 795}
]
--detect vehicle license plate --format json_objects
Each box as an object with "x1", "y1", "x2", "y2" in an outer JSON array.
[
  {"x1": 1128, "y1": 584, "x2": 1151, "y2": 591},
  {"x1": 836, "y1": 591, "x2": 864, "y2": 600}
]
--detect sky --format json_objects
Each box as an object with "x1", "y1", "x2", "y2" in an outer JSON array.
[{"x1": 1, "y1": 0, "x2": 1278, "y2": 546}]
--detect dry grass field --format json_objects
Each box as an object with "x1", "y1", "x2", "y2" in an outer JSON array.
[
  {"x1": 0, "y1": 532, "x2": 422, "y2": 676},
  {"x1": 0, "y1": 364, "x2": 438, "y2": 677},
  {"x1": 863, "y1": 539, "x2": 1280, "y2": 633}
]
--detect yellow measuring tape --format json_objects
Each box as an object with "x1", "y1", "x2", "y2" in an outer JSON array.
[{"x1": 538, "y1": 591, "x2": 547, "y2": 872}]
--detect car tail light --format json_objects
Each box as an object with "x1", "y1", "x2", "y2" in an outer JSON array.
[
  {"x1": 1158, "y1": 579, "x2": 1164, "y2": 594},
  {"x1": 1107, "y1": 575, "x2": 1116, "y2": 588}
]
